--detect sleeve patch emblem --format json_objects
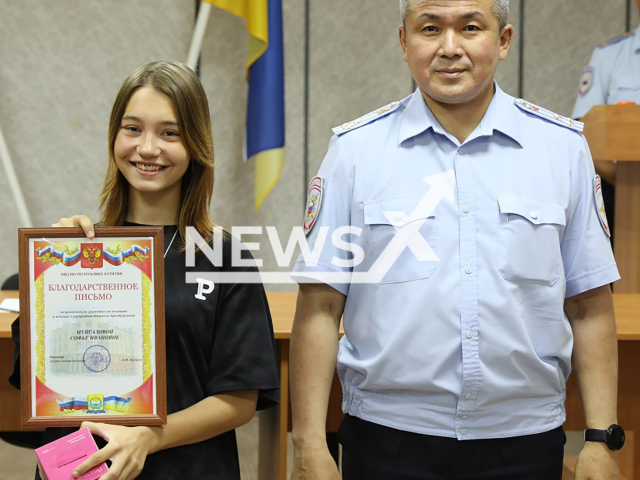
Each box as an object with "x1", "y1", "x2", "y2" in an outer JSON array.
[
  {"x1": 594, "y1": 175, "x2": 611, "y2": 238},
  {"x1": 579, "y1": 66, "x2": 594, "y2": 97},
  {"x1": 304, "y1": 177, "x2": 323, "y2": 235}
]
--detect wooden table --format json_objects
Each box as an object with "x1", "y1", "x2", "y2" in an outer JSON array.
[{"x1": 2, "y1": 291, "x2": 639, "y2": 479}]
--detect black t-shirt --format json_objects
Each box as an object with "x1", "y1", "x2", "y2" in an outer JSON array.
[{"x1": 10, "y1": 225, "x2": 279, "y2": 479}]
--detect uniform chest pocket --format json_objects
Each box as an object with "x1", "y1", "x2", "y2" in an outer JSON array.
[
  {"x1": 609, "y1": 75, "x2": 640, "y2": 103},
  {"x1": 363, "y1": 196, "x2": 437, "y2": 284},
  {"x1": 497, "y1": 196, "x2": 566, "y2": 286}
]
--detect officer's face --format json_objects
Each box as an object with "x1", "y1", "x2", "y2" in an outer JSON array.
[{"x1": 399, "y1": 0, "x2": 513, "y2": 107}]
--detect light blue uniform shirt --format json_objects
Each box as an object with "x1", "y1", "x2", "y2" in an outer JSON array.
[
  {"x1": 292, "y1": 84, "x2": 619, "y2": 440},
  {"x1": 573, "y1": 25, "x2": 640, "y2": 119}
]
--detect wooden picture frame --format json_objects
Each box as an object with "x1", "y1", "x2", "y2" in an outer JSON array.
[{"x1": 18, "y1": 227, "x2": 166, "y2": 427}]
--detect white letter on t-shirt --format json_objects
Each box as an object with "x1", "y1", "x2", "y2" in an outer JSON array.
[{"x1": 195, "y1": 278, "x2": 215, "y2": 300}]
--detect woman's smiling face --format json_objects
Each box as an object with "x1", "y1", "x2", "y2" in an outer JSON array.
[{"x1": 114, "y1": 86, "x2": 190, "y2": 196}]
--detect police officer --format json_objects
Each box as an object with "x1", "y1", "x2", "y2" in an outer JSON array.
[
  {"x1": 572, "y1": 0, "x2": 640, "y2": 237},
  {"x1": 290, "y1": 1, "x2": 623, "y2": 479},
  {"x1": 572, "y1": 0, "x2": 640, "y2": 119}
]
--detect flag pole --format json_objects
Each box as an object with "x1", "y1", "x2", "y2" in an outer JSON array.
[
  {"x1": 0, "y1": 125, "x2": 32, "y2": 227},
  {"x1": 187, "y1": 2, "x2": 213, "y2": 70}
]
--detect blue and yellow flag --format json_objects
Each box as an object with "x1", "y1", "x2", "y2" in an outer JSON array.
[{"x1": 204, "y1": 0, "x2": 285, "y2": 211}]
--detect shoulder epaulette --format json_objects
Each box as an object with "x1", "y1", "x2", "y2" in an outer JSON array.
[
  {"x1": 597, "y1": 31, "x2": 632, "y2": 48},
  {"x1": 514, "y1": 98, "x2": 584, "y2": 133},
  {"x1": 332, "y1": 101, "x2": 401, "y2": 136}
]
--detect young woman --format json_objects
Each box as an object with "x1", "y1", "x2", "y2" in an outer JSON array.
[{"x1": 11, "y1": 60, "x2": 279, "y2": 480}]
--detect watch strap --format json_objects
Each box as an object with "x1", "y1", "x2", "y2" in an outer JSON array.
[{"x1": 584, "y1": 429, "x2": 608, "y2": 443}]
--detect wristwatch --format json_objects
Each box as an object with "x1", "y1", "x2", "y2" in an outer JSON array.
[{"x1": 584, "y1": 424, "x2": 626, "y2": 450}]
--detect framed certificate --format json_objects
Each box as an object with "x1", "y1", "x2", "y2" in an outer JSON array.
[{"x1": 18, "y1": 227, "x2": 167, "y2": 427}]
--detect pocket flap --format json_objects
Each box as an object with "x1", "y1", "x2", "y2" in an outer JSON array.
[
  {"x1": 612, "y1": 75, "x2": 640, "y2": 91},
  {"x1": 363, "y1": 196, "x2": 435, "y2": 227},
  {"x1": 498, "y1": 196, "x2": 566, "y2": 226}
]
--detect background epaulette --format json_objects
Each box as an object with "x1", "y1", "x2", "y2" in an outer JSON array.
[
  {"x1": 332, "y1": 101, "x2": 401, "y2": 136},
  {"x1": 514, "y1": 98, "x2": 584, "y2": 133},
  {"x1": 597, "y1": 31, "x2": 632, "y2": 48}
]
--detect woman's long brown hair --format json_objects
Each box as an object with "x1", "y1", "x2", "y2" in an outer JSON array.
[{"x1": 100, "y1": 61, "x2": 215, "y2": 247}]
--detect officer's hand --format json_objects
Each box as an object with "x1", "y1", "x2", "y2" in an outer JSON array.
[
  {"x1": 574, "y1": 442, "x2": 620, "y2": 480},
  {"x1": 52, "y1": 215, "x2": 95, "y2": 239},
  {"x1": 290, "y1": 445, "x2": 340, "y2": 480}
]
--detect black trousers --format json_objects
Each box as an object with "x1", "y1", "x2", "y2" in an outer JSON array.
[{"x1": 339, "y1": 415, "x2": 565, "y2": 480}]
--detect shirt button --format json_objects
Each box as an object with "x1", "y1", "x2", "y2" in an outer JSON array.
[
  {"x1": 395, "y1": 213, "x2": 403, "y2": 222},
  {"x1": 466, "y1": 330, "x2": 474, "y2": 339},
  {"x1": 530, "y1": 211, "x2": 539, "y2": 220},
  {"x1": 461, "y1": 415, "x2": 469, "y2": 420},
  {"x1": 463, "y1": 206, "x2": 471, "y2": 214},
  {"x1": 465, "y1": 392, "x2": 472, "y2": 399},
  {"x1": 461, "y1": 428, "x2": 468, "y2": 436},
  {"x1": 465, "y1": 267, "x2": 472, "y2": 274}
]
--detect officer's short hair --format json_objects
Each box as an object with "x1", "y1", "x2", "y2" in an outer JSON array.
[{"x1": 399, "y1": 0, "x2": 509, "y2": 31}]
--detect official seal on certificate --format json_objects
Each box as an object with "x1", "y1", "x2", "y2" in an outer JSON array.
[{"x1": 83, "y1": 345, "x2": 111, "y2": 373}]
